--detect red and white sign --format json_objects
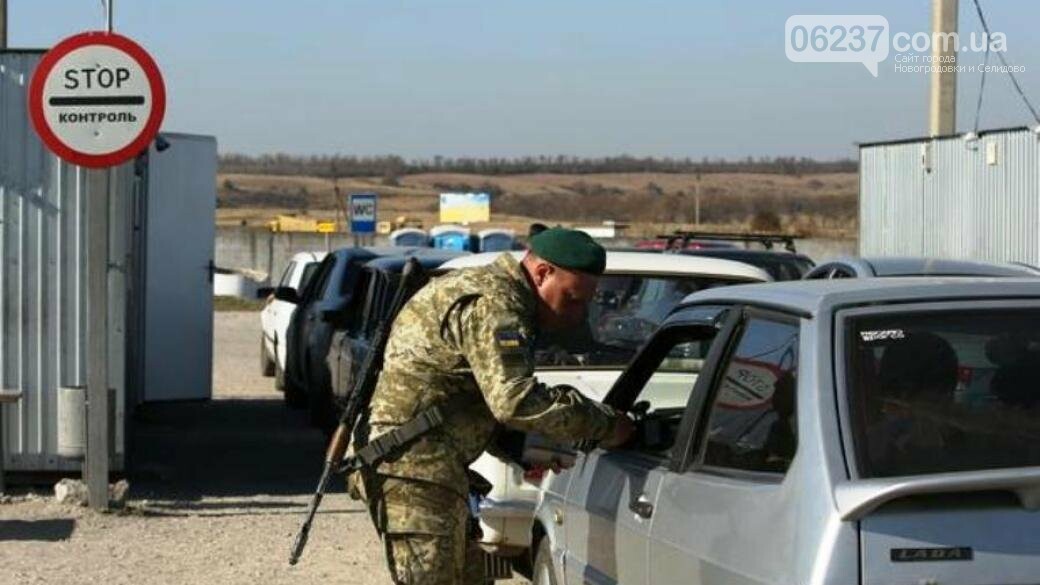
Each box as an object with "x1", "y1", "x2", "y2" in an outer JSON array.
[
  {"x1": 717, "y1": 357, "x2": 781, "y2": 409},
  {"x1": 28, "y1": 32, "x2": 166, "y2": 168}
]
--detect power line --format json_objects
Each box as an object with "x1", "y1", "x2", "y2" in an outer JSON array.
[{"x1": 970, "y1": 0, "x2": 1040, "y2": 125}]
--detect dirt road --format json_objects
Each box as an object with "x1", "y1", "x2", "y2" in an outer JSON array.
[{"x1": 0, "y1": 312, "x2": 524, "y2": 585}]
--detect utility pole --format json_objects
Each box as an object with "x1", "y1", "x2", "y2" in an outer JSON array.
[
  {"x1": 693, "y1": 173, "x2": 702, "y2": 226},
  {"x1": 929, "y1": 0, "x2": 959, "y2": 135},
  {"x1": 85, "y1": 0, "x2": 115, "y2": 511},
  {"x1": 1, "y1": 0, "x2": 8, "y2": 50}
]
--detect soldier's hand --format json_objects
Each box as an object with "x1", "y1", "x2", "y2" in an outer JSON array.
[{"x1": 601, "y1": 412, "x2": 635, "y2": 449}]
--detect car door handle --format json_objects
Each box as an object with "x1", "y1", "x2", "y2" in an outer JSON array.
[{"x1": 629, "y1": 495, "x2": 653, "y2": 519}]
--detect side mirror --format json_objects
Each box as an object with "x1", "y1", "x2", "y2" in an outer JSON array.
[
  {"x1": 256, "y1": 286, "x2": 274, "y2": 299},
  {"x1": 271, "y1": 286, "x2": 299, "y2": 304}
]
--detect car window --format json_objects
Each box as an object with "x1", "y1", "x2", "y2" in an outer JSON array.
[
  {"x1": 847, "y1": 309, "x2": 1040, "y2": 478},
  {"x1": 360, "y1": 274, "x2": 388, "y2": 339},
  {"x1": 298, "y1": 261, "x2": 321, "y2": 292},
  {"x1": 301, "y1": 257, "x2": 336, "y2": 301},
  {"x1": 278, "y1": 261, "x2": 296, "y2": 288},
  {"x1": 612, "y1": 326, "x2": 721, "y2": 459},
  {"x1": 339, "y1": 257, "x2": 370, "y2": 295},
  {"x1": 700, "y1": 315, "x2": 799, "y2": 475},
  {"x1": 319, "y1": 260, "x2": 342, "y2": 298},
  {"x1": 342, "y1": 271, "x2": 373, "y2": 335}
]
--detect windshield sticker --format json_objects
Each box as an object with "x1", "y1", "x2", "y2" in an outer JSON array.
[{"x1": 860, "y1": 329, "x2": 906, "y2": 343}]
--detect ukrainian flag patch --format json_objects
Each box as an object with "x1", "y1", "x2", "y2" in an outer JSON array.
[{"x1": 495, "y1": 329, "x2": 524, "y2": 350}]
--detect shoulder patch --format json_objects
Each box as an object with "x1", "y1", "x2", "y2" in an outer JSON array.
[{"x1": 495, "y1": 329, "x2": 525, "y2": 350}]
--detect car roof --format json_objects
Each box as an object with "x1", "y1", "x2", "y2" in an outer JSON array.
[
  {"x1": 329, "y1": 245, "x2": 460, "y2": 261},
  {"x1": 681, "y1": 249, "x2": 813, "y2": 262},
  {"x1": 820, "y1": 256, "x2": 1039, "y2": 277},
  {"x1": 437, "y1": 251, "x2": 772, "y2": 282},
  {"x1": 289, "y1": 251, "x2": 328, "y2": 264},
  {"x1": 365, "y1": 250, "x2": 467, "y2": 271},
  {"x1": 677, "y1": 277, "x2": 1040, "y2": 317}
]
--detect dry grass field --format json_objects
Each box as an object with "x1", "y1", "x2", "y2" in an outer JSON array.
[{"x1": 217, "y1": 171, "x2": 858, "y2": 238}]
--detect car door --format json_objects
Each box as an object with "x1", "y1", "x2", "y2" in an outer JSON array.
[
  {"x1": 648, "y1": 308, "x2": 803, "y2": 585},
  {"x1": 560, "y1": 307, "x2": 736, "y2": 585},
  {"x1": 262, "y1": 260, "x2": 295, "y2": 350},
  {"x1": 343, "y1": 270, "x2": 385, "y2": 398},
  {"x1": 328, "y1": 268, "x2": 374, "y2": 400},
  {"x1": 287, "y1": 255, "x2": 337, "y2": 387},
  {"x1": 269, "y1": 260, "x2": 297, "y2": 366}
]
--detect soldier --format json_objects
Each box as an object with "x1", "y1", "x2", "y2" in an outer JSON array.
[{"x1": 355, "y1": 227, "x2": 634, "y2": 585}]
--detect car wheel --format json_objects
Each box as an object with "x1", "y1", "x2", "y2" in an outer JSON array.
[
  {"x1": 308, "y1": 387, "x2": 337, "y2": 435},
  {"x1": 279, "y1": 364, "x2": 307, "y2": 408},
  {"x1": 532, "y1": 537, "x2": 558, "y2": 585},
  {"x1": 260, "y1": 335, "x2": 276, "y2": 377}
]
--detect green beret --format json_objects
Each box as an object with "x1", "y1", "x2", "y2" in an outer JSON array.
[{"x1": 528, "y1": 227, "x2": 606, "y2": 275}]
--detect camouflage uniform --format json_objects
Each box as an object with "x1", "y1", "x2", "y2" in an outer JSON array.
[{"x1": 356, "y1": 253, "x2": 617, "y2": 585}]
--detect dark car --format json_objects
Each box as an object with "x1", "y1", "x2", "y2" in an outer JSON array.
[
  {"x1": 676, "y1": 248, "x2": 816, "y2": 281},
  {"x1": 631, "y1": 231, "x2": 815, "y2": 281},
  {"x1": 322, "y1": 252, "x2": 463, "y2": 431},
  {"x1": 278, "y1": 246, "x2": 423, "y2": 418}
]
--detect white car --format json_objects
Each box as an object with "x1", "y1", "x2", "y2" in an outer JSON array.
[
  {"x1": 437, "y1": 250, "x2": 771, "y2": 574},
  {"x1": 259, "y1": 251, "x2": 327, "y2": 392}
]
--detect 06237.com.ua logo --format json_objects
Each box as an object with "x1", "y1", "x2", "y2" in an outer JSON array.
[{"x1": 785, "y1": 15, "x2": 1008, "y2": 77}]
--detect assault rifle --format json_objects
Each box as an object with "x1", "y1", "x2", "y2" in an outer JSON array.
[{"x1": 289, "y1": 257, "x2": 429, "y2": 565}]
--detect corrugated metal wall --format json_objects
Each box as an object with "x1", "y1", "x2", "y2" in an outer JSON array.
[
  {"x1": 0, "y1": 51, "x2": 131, "y2": 472},
  {"x1": 860, "y1": 128, "x2": 1040, "y2": 265}
]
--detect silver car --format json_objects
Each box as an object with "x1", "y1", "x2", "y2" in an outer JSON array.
[
  {"x1": 532, "y1": 277, "x2": 1040, "y2": 585},
  {"x1": 803, "y1": 256, "x2": 1040, "y2": 279}
]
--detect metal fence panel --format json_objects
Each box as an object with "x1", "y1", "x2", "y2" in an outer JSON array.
[
  {"x1": 0, "y1": 51, "x2": 130, "y2": 472},
  {"x1": 860, "y1": 128, "x2": 1040, "y2": 265}
]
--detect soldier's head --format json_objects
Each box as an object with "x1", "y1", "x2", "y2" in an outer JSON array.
[{"x1": 523, "y1": 228, "x2": 606, "y2": 331}]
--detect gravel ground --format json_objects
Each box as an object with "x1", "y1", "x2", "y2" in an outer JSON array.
[{"x1": 0, "y1": 311, "x2": 525, "y2": 585}]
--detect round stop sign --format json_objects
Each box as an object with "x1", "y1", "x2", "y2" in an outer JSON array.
[{"x1": 28, "y1": 32, "x2": 166, "y2": 168}]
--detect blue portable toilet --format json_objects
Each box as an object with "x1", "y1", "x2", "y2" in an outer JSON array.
[
  {"x1": 389, "y1": 228, "x2": 429, "y2": 247},
  {"x1": 430, "y1": 225, "x2": 472, "y2": 251},
  {"x1": 478, "y1": 229, "x2": 516, "y2": 252}
]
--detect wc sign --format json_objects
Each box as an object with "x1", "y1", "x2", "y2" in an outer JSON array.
[
  {"x1": 28, "y1": 32, "x2": 166, "y2": 168},
  {"x1": 349, "y1": 193, "x2": 378, "y2": 234}
]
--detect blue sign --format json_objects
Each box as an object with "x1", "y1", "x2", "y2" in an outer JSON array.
[{"x1": 349, "y1": 193, "x2": 377, "y2": 234}]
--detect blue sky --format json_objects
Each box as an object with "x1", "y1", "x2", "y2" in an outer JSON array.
[{"x1": 9, "y1": 1, "x2": 1040, "y2": 159}]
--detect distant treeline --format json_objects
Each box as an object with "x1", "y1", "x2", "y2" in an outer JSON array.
[{"x1": 218, "y1": 154, "x2": 857, "y2": 178}]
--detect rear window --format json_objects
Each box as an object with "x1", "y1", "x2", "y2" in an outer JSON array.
[
  {"x1": 748, "y1": 256, "x2": 813, "y2": 281},
  {"x1": 847, "y1": 309, "x2": 1040, "y2": 478}
]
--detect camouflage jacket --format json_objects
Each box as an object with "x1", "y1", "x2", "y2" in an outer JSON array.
[{"x1": 361, "y1": 253, "x2": 617, "y2": 494}]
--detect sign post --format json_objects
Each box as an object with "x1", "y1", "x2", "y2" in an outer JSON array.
[
  {"x1": 28, "y1": 29, "x2": 165, "y2": 510},
  {"x1": 349, "y1": 193, "x2": 377, "y2": 247}
]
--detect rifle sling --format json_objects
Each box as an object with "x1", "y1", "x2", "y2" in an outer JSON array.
[{"x1": 341, "y1": 393, "x2": 470, "y2": 473}]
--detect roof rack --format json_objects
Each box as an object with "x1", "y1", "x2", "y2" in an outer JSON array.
[{"x1": 655, "y1": 231, "x2": 799, "y2": 253}]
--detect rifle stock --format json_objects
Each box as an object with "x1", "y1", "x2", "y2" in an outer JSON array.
[{"x1": 289, "y1": 258, "x2": 428, "y2": 565}]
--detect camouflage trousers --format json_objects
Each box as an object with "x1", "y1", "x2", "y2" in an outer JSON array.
[{"x1": 360, "y1": 473, "x2": 487, "y2": 585}]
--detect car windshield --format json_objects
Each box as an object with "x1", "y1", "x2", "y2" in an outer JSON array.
[
  {"x1": 846, "y1": 309, "x2": 1040, "y2": 478},
  {"x1": 534, "y1": 274, "x2": 746, "y2": 368}
]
